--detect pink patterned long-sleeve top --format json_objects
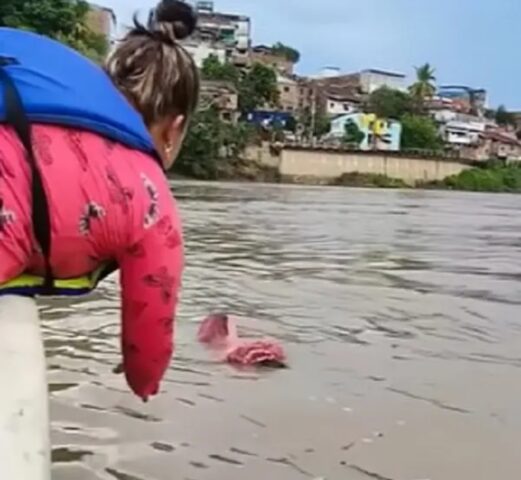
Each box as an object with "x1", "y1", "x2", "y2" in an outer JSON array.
[{"x1": 0, "y1": 124, "x2": 184, "y2": 401}]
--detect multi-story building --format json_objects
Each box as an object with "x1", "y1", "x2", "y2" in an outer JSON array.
[
  {"x1": 437, "y1": 85, "x2": 488, "y2": 116},
  {"x1": 432, "y1": 109, "x2": 491, "y2": 147},
  {"x1": 460, "y1": 129, "x2": 521, "y2": 162},
  {"x1": 307, "y1": 72, "x2": 364, "y2": 118},
  {"x1": 297, "y1": 79, "x2": 314, "y2": 114},
  {"x1": 431, "y1": 108, "x2": 521, "y2": 161},
  {"x1": 182, "y1": 1, "x2": 251, "y2": 68},
  {"x1": 359, "y1": 69, "x2": 407, "y2": 94},
  {"x1": 276, "y1": 74, "x2": 299, "y2": 114},
  {"x1": 182, "y1": 40, "x2": 227, "y2": 67},
  {"x1": 323, "y1": 94, "x2": 360, "y2": 117},
  {"x1": 272, "y1": 67, "x2": 408, "y2": 143},
  {"x1": 259, "y1": 74, "x2": 312, "y2": 120},
  {"x1": 199, "y1": 80, "x2": 239, "y2": 123},
  {"x1": 86, "y1": 2, "x2": 116, "y2": 43},
  {"x1": 304, "y1": 67, "x2": 407, "y2": 120},
  {"x1": 251, "y1": 45, "x2": 295, "y2": 75}
]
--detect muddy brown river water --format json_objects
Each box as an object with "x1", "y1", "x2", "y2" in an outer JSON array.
[{"x1": 44, "y1": 181, "x2": 521, "y2": 480}]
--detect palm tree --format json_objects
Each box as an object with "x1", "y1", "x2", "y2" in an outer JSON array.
[{"x1": 409, "y1": 63, "x2": 436, "y2": 111}]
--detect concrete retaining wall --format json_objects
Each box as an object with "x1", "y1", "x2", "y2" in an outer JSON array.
[{"x1": 278, "y1": 148, "x2": 472, "y2": 185}]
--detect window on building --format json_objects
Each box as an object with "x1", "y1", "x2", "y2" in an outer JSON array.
[
  {"x1": 222, "y1": 112, "x2": 232, "y2": 121},
  {"x1": 284, "y1": 86, "x2": 290, "y2": 93}
]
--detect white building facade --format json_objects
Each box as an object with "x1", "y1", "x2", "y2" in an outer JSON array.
[
  {"x1": 433, "y1": 110, "x2": 489, "y2": 146},
  {"x1": 359, "y1": 69, "x2": 407, "y2": 94}
]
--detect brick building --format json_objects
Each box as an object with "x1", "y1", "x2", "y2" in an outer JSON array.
[
  {"x1": 86, "y1": 3, "x2": 116, "y2": 41},
  {"x1": 251, "y1": 45, "x2": 295, "y2": 76}
]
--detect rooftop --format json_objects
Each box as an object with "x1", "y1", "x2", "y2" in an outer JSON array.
[
  {"x1": 252, "y1": 45, "x2": 271, "y2": 52},
  {"x1": 200, "y1": 79, "x2": 238, "y2": 91},
  {"x1": 440, "y1": 85, "x2": 487, "y2": 93},
  {"x1": 198, "y1": 11, "x2": 250, "y2": 24},
  {"x1": 482, "y1": 130, "x2": 521, "y2": 146},
  {"x1": 326, "y1": 93, "x2": 363, "y2": 103},
  {"x1": 277, "y1": 73, "x2": 297, "y2": 85},
  {"x1": 361, "y1": 68, "x2": 406, "y2": 79}
]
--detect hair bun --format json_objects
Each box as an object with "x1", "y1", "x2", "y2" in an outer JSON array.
[{"x1": 153, "y1": 0, "x2": 197, "y2": 41}]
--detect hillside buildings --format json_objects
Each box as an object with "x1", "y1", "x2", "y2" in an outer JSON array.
[{"x1": 181, "y1": 1, "x2": 251, "y2": 68}]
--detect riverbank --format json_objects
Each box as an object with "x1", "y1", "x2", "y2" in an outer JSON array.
[
  {"x1": 423, "y1": 162, "x2": 521, "y2": 193},
  {"x1": 171, "y1": 156, "x2": 280, "y2": 183},
  {"x1": 171, "y1": 161, "x2": 521, "y2": 193}
]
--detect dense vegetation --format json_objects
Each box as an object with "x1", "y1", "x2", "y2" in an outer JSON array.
[
  {"x1": 174, "y1": 107, "x2": 255, "y2": 180},
  {"x1": 426, "y1": 163, "x2": 521, "y2": 193},
  {"x1": 270, "y1": 42, "x2": 301, "y2": 64},
  {"x1": 200, "y1": 54, "x2": 280, "y2": 113},
  {"x1": 0, "y1": 0, "x2": 109, "y2": 62},
  {"x1": 328, "y1": 163, "x2": 521, "y2": 193},
  {"x1": 174, "y1": 55, "x2": 280, "y2": 179},
  {"x1": 400, "y1": 114, "x2": 443, "y2": 152}
]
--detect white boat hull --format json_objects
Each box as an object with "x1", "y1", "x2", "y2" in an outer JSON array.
[{"x1": 0, "y1": 295, "x2": 50, "y2": 480}]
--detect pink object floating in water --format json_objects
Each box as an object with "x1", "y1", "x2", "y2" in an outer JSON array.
[{"x1": 198, "y1": 313, "x2": 287, "y2": 368}]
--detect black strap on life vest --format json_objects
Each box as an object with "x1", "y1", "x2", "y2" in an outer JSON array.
[{"x1": 0, "y1": 56, "x2": 54, "y2": 292}]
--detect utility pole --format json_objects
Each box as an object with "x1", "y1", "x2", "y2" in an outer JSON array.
[{"x1": 310, "y1": 84, "x2": 317, "y2": 144}]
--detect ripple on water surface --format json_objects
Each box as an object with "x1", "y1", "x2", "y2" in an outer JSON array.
[{"x1": 45, "y1": 182, "x2": 521, "y2": 480}]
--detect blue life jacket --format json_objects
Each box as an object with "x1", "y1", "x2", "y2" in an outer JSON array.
[
  {"x1": 0, "y1": 28, "x2": 161, "y2": 296},
  {"x1": 0, "y1": 27, "x2": 159, "y2": 158}
]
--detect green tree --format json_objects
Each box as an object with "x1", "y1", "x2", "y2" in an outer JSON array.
[
  {"x1": 174, "y1": 107, "x2": 224, "y2": 179},
  {"x1": 174, "y1": 107, "x2": 255, "y2": 179},
  {"x1": 409, "y1": 63, "x2": 436, "y2": 110},
  {"x1": 495, "y1": 105, "x2": 516, "y2": 127},
  {"x1": 314, "y1": 114, "x2": 331, "y2": 137},
  {"x1": 438, "y1": 164, "x2": 521, "y2": 193},
  {"x1": 271, "y1": 42, "x2": 301, "y2": 64},
  {"x1": 0, "y1": 0, "x2": 108, "y2": 61},
  {"x1": 201, "y1": 58, "x2": 278, "y2": 114},
  {"x1": 400, "y1": 114, "x2": 443, "y2": 151},
  {"x1": 344, "y1": 120, "x2": 365, "y2": 146},
  {"x1": 366, "y1": 87, "x2": 413, "y2": 119},
  {"x1": 300, "y1": 107, "x2": 331, "y2": 138},
  {"x1": 201, "y1": 54, "x2": 239, "y2": 83},
  {"x1": 238, "y1": 62, "x2": 279, "y2": 113}
]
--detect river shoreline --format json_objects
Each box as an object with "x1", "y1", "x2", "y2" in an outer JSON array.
[{"x1": 170, "y1": 162, "x2": 521, "y2": 193}]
